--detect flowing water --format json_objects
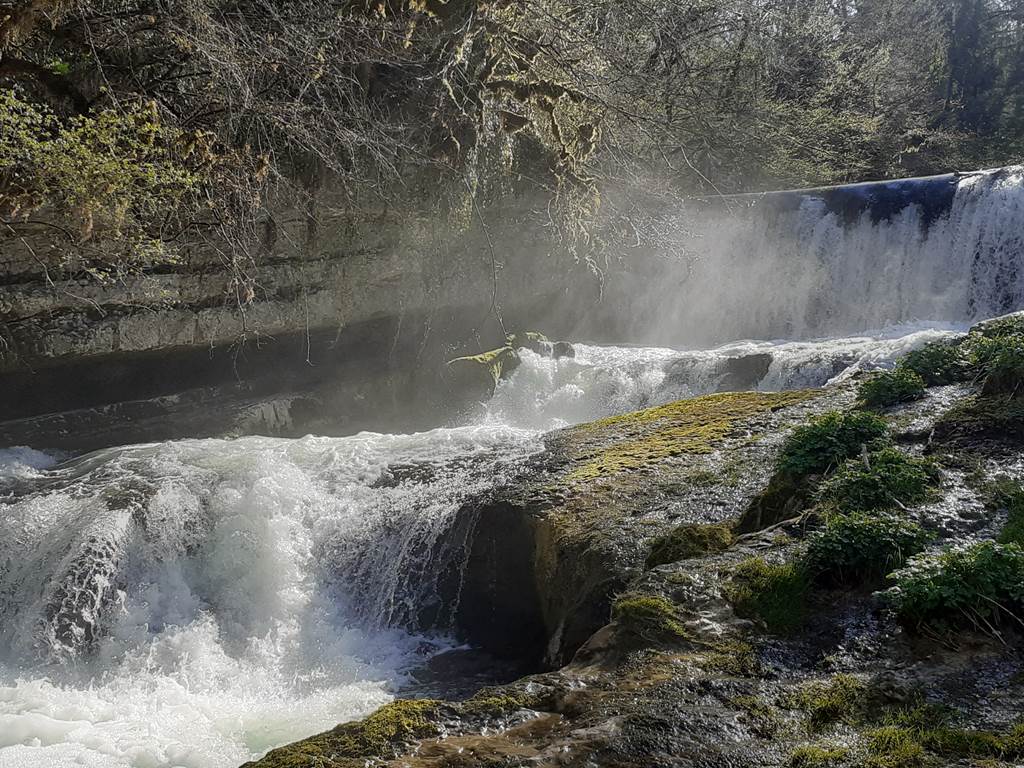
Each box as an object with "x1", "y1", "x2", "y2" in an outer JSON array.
[{"x1": 1, "y1": 168, "x2": 1023, "y2": 768}]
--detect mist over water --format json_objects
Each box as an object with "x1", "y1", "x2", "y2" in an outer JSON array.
[
  {"x1": 609, "y1": 167, "x2": 1024, "y2": 345},
  {"x1": 2, "y1": 168, "x2": 1023, "y2": 768}
]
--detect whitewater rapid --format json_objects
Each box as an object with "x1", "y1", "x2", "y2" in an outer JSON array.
[{"x1": 0, "y1": 323, "x2": 971, "y2": 768}]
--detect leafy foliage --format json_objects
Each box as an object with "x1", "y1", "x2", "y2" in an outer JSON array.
[
  {"x1": 803, "y1": 512, "x2": 930, "y2": 587},
  {"x1": 815, "y1": 447, "x2": 939, "y2": 513},
  {"x1": 0, "y1": 89, "x2": 256, "y2": 272},
  {"x1": 777, "y1": 411, "x2": 889, "y2": 479},
  {"x1": 970, "y1": 333, "x2": 1024, "y2": 397},
  {"x1": 885, "y1": 541, "x2": 1024, "y2": 631},
  {"x1": 898, "y1": 341, "x2": 969, "y2": 387},
  {"x1": 857, "y1": 369, "x2": 927, "y2": 408},
  {"x1": 985, "y1": 477, "x2": 1024, "y2": 546}
]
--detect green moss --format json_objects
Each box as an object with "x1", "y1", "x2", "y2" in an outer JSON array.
[
  {"x1": 864, "y1": 726, "x2": 927, "y2": 767},
  {"x1": 245, "y1": 699, "x2": 441, "y2": 767},
  {"x1": 645, "y1": 522, "x2": 734, "y2": 569},
  {"x1": 731, "y1": 695, "x2": 782, "y2": 737},
  {"x1": 726, "y1": 557, "x2": 810, "y2": 633},
  {"x1": 568, "y1": 390, "x2": 815, "y2": 481},
  {"x1": 788, "y1": 744, "x2": 849, "y2": 767},
  {"x1": 703, "y1": 639, "x2": 762, "y2": 677},
  {"x1": 790, "y1": 674, "x2": 868, "y2": 729},
  {"x1": 898, "y1": 341, "x2": 969, "y2": 386},
  {"x1": 857, "y1": 369, "x2": 926, "y2": 408},
  {"x1": 814, "y1": 447, "x2": 939, "y2": 513},
  {"x1": 934, "y1": 395, "x2": 1024, "y2": 444},
  {"x1": 885, "y1": 541, "x2": 1024, "y2": 631},
  {"x1": 803, "y1": 512, "x2": 930, "y2": 587},
  {"x1": 461, "y1": 693, "x2": 532, "y2": 718},
  {"x1": 777, "y1": 411, "x2": 889, "y2": 478},
  {"x1": 447, "y1": 346, "x2": 520, "y2": 387},
  {"x1": 611, "y1": 594, "x2": 690, "y2": 644}
]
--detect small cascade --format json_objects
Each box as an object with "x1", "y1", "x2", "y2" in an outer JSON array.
[{"x1": 0, "y1": 429, "x2": 539, "y2": 767}]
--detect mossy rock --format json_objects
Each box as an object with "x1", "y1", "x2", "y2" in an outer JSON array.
[
  {"x1": 725, "y1": 557, "x2": 810, "y2": 633},
  {"x1": 611, "y1": 593, "x2": 690, "y2": 645},
  {"x1": 645, "y1": 522, "x2": 734, "y2": 569},
  {"x1": 242, "y1": 699, "x2": 442, "y2": 767},
  {"x1": 566, "y1": 390, "x2": 816, "y2": 482},
  {"x1": 933, "y1": 395, "x2": 1024, "y2": 446}
]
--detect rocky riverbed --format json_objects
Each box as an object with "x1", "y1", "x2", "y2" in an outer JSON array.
[{"x1": 249, "y1": 315, "x2": 1024, "y2": 768}]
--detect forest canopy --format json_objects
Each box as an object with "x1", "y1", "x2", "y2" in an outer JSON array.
[{"x1": 1, "y1": 0, "x2": 1023, "y2": 272}]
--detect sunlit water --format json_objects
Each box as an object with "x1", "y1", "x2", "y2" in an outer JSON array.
[
  {"x1": 0, "y1": 321, "x2": 971, "y2": 768},
  {"x1": 2, "y1": 166, "x2": 1022, "y2": 768}
]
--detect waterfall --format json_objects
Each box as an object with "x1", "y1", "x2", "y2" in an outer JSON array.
[
  {"x1": 2, "y1": 166, "x2": 1022, "y2": 768},
  {"x1": 604, "y1": 166, "x2": 1024, "y2": 346}
]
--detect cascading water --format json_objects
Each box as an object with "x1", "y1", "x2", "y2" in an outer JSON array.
[
  {"x1": 2, "y1": 167, "x2": 1023, "y2": 768},
  {"x1": 605, "y1": 166, "x2": 1024, "y2": 346}
]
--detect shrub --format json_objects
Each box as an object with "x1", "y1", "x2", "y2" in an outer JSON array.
[
  {"x1": 885, "y1": 541, "x2": 1024, "y2": 631},
  {"x1": 611, "y1": 594, "x2": 689, "y2": 643},
  {"x1": 803, "y1": 512, "x2": 930, "y2": 587},
  {"x1": 815, "y1": 447, "x2": 939, "y2": 512},
  {"x1": 971, "y1": 334, "x2": 1024, "y2": 397},
  {"x1": 857, "y1": 368, "x2": 926, "y2": 408},
  {"x1": 777, "y1": 411, "x2": 889, "y2": 478},
  {"x1": 645, "y1": 522, "x2": 733, "y2": 568},
  {"x1": 898, "y1": 341, "x2": 968, "y2": 386},
  {"x1": 725, "y1": 557, "x2": 810, "y2": 632}
]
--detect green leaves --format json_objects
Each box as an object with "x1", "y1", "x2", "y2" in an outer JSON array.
[
  {"x1": 885, "y1": 541, "x2": 1024, "y2": 631},
  {"x1": 815, "y1": 447, "x2": 939, "y2": 513},
  {"x1": 777, "y1": 411, "x2": 889, "y2": 479},
  {"x1": 803, "y1": 512, "x2": 930, "y2": 587},
  {"x1": 857, "y1": 368, "x2": 926, "y2": 408}
]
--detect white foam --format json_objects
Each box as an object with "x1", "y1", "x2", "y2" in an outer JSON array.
[{"x1": 0, "y1": 428, "x2": 539, "y2": 767}]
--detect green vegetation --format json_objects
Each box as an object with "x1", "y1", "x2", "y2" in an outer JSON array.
[
  {"x1": 814, "y1": 447, "x2": 939, "y2": 513},
  {"x1": 790, "y1": 674, "x2": 868, "y2": 729},
  {"x1": 898, "y1": 341, "x2": 968, "y2": 386},
  {"x1": 725, "y1": 557, "x2": 810, "y2": 633},
  {"x1": 645, "y1": 522, "x2": 733, "y2": 569},
  {"x1": 857, "y1": 369, "x2": 926, "y2": 408},
  {"x1": 864, "y1": 725, "x2": 927, "y2": 767},
  {"x1": 246, "y1": 699, "x2": 440, "y2": 767},
  {"x1": 974, "y1": 313, "x2": 1024, "y2": 339},
  {"x1": 611, "y1": 594, "x2": 689, "y2": 644},
  {"x1": 935, "y1": 395, "x2": 1024, "y2": 444},
  {"x1": 971, "y1": 334, "x2": 1024, "y2": 397},
  {"x1": 986, "y1": 477, "x2": 1024, "y2": 546},
  {"x1": 788, "y1": 744, "x2": 849, "y2": 767},
  {"x1": 461, "y1": 692, "x2": 533, "y2": 718},
  {"x1": 777, "y1": 411, "x2": 889, "y2": 478},
  {"x1": 0, "y1": 91, "x2": 242, "y2": 271},
  {"x1": 885, "y1": 541, "x2": 1024, "y2": 631},
  {"x1": 803, "y1": 513, "x2": 930, "y2": 587},
  {"x1": 703, "y1": 639, "x2": 762, "y2": 677}
]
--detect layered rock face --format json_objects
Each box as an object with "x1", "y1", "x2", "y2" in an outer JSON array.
[{"x1": 0, "y1": 194, "x2": 593, "y2": 450}]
